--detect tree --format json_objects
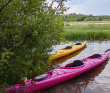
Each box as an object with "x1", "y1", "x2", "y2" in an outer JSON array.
[
  {"x1": 98, "y1": 16, "x2": 102, "y2": 21},
  {"x1": 0, "y1": 0, "x2": 67, "y2": 88}
]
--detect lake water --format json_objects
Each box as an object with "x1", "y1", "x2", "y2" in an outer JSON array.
[{"x1": 42, "y1": 40, "x2": 110, "y2": 93}]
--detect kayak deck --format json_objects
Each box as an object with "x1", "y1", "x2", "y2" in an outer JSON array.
[{"x1": 50, "y1": 41, "x2": 87, "y2": 61}]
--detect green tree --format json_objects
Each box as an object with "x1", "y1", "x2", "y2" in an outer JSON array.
[
  {"x1": 98, "y1": 16, "x2": 102, "y2": 21},
  {"x1": 0, "y1": 0, "x2": 67, "y2": 88}
]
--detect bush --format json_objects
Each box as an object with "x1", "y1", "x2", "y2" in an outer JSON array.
[{"x1": 0, "y1": 0, "x2": 66, "y2": 88}]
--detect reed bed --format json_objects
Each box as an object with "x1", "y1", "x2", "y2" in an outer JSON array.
[{"x1": 64, "y1": 23, "x2": 110, "y2": 40}]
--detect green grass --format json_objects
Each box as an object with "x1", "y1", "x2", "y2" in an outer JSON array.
[{"x1": 64, "y1": 21, "x2": 110, "y2": 40}]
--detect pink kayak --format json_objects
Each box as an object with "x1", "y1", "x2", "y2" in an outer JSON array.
[{"x1": 3, "y1": 49, "x2": 110, "y2": 93}]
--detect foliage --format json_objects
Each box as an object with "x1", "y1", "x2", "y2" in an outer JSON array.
[
  {"x1": 64, "y1": 23, "x2": 110, "y2": 40},
  {"x1": 62, "y1": 13, "x2": 110, "y2": 21},
  {"x1": 0, "y1": 0, "x2": 67, "y2": 88}
]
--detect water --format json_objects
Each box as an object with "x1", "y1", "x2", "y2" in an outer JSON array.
[{"x1": 42, "y1": 40, "x2": 110, "y2": 93}]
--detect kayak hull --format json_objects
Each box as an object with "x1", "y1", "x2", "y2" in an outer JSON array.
[
  {"x1": 50, "y1": 41, "x2": 87, "y2": 61},
  {"x1": 4, "y1": 50, "x2": 110, "y2": 93}
]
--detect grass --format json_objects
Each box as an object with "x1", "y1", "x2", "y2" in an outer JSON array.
[
  {"x1": 64, "y1": 21, "x2": 110, "y2": 25},
  {"x1": 64, "y1": 21, "x2": 110, "y2": 41}
]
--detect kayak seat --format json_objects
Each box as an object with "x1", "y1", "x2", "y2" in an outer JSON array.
[
  {"x1": 91, "y1": 54, "x2": 101, "y2": 58},
  {"x1": 32, "y1": 73, "x2": 50, "y2": 81},
  {"x1": 76, "y1": 43, "x2": 81, "y2": 45},
  {"x1": 73, "y1": 60, "x2": 83, "y2": 67},
  {"x1": 66, "y1": 60, "x2": 83, "y2": 67},
  {"x1": 66, "y1": 46, "x2": 72, "y2": 49}
]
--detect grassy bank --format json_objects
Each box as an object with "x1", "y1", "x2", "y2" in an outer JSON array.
[{"x1": 64, "y1": 21, "x2": 110, "y2": 40}]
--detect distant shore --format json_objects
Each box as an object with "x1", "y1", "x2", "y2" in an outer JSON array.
[{"x1": 64, "y1": 21, "x2": 110, "y2": 25}]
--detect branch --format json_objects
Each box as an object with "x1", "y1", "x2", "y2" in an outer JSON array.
[
  {"x1": 0, "y1": 0, "x2": 12, "y2": 12},
  {"x1": 54, "y1": 0, "x2": 63, "y2": 14},
  {"x1": 12, "y1": 38, "x2": 26, "y2": 52},
  {"x1": 0, "y1": 18, "x2": 8, "y2": 24},
  {"x1": 17, "y1": 39, "x2": 26, "y2": 48},
  {"x1": 51, "y1": 0, "x2": 69, "y2": 15}
]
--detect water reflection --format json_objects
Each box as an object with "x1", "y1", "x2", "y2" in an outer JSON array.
[{"x1": 82, "y1": 58, "x2": 109, "y2": 93}]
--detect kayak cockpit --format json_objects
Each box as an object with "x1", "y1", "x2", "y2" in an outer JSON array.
[
  {"x1": 32, "y1": 72, "x2": 52, "y2": 81},
  {"x1": 87, "y1": 54, "x2": 102, "y2": 59},
  {"x1": 62, "y1": 60, "x2": 85, "y2": 68},
  {"x1": 64, "y1": 42, "x2": 82, "y2": 49}
]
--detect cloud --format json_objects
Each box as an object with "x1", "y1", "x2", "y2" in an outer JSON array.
[
  {"x1": 47, "y1": 0, "x2": 110, "y2": 15},
  {"x1": 80, "y1": 0, "x2": 110, "y2": 15},
  {"x1": 64, "y1": 5, "x2": 81, "y2": 14},
  {"x1": 64, "y1": 0, "x2": 110, "y2": 15},
  {"x1": 65, "y1": 0, "x2": 87, "y2": 5}
]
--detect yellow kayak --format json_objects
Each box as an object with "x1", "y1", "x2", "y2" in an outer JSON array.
[{"x1": 50, "y1": 41, "x2": 87, "y2": 61}]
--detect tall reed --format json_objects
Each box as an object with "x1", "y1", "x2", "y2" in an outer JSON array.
[{"x1": 64, "y1": 23, "x2": 110, "y2": 40}]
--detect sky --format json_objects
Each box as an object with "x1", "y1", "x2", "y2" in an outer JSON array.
[{"x1": 47, "y1": 0, "x2": 110, "y2": 16}]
